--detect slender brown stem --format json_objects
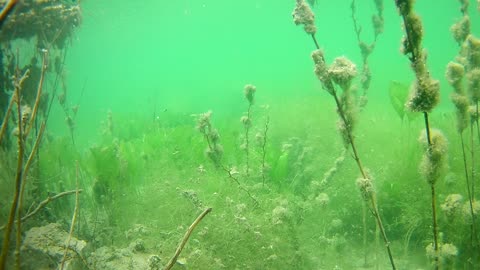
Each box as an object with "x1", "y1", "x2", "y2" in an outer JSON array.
[
  {"x1": 331, "y1": 91, "x2": 367, "y2": 178},
  {"x1": 311, "y1": 34, "x2": 320, "y2": 50},
  {"x1": 164, "y1": 208, "x2": 212, "y2": 270},
  {"x1": 332, "y1": 82, "x2": 396, "y2": 269},
  {"x1": 0, "y1": 83, "x2": 25, "y2": 270},
  {"x1": 431, "y1": 184, "x2": 439, "y2": 270},
  {"x1": 0, "y1": 94, "x2": 15, "y2": 146},
  {"x1": 423, "y1": 112, "x2": 432, "y2": 145},
  {"x1": 309, "y1": 33, "x2": 395, "y2": 269},
  {"x1": 0, "y1": 190, "x2": 82, "y2": 231},
  {"x1": 362, "y1": 202, "x2": 368, "y2": 266},
  {"x1": 476, "y1": 102, "x2": 480, "y2": 145},
  {"x1": 15, "y1": 122, "x2": 45, "y2": 269},
  {"x1": 261, "y1": 115, "x2": 269, "y2": 187},
  {"x1": 472, "y1": 119, "x2": 476, "y2": 202},
  {"x1": 423, "y1": 111, "x2": 439, "y2": 270},
  {"x1": 244, "y1": 103, "x2": 252, "y2": 176},
  {"x1": 0, "y1": 70, "x2": 30, "y2": 146},
  {"x1": 0, "y1": 0, "x2": 18, "y2": 24},
  {"x1": 460, "y1": 133, "x2": 478, "y2": 250},
  {"x1": 24, "y1": 50, "x2": 48, "y2": 139},
  {"x1": 221, "y1": 165, "x2": 260, "y2": 207},
  {"x1": 369, "y1": 198, "x2": 396, "y2": 270},
  {"x1": 60, "y1": 162, "x2": 80, "y2": 270}
]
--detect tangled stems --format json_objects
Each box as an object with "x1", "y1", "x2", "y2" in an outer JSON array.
[{"x1": 197, "y1": 111, "x2": 259, "y2": 207}]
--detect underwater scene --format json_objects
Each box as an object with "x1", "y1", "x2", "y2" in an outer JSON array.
[{"x1": 1, "y1": 0, "x2": 480, "y2": 269}]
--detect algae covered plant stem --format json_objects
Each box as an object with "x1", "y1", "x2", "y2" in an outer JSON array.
[
  {"x1": 394, "y1": 0, "x2": 449, "y2": 268},
  {"x1": 0, "y1": 70, "x2": 28, "y2": 270},
  {"x1": 292, "y1": 0, "x2": 397, "y2": 268}
]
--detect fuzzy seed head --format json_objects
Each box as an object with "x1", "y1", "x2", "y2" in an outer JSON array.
[
  {"x1": 197, "y1": 111, "x2": 212, "y2": 133},
  {"x1": 467, "y1": 35, "x2": 480, "y2": 68},
  {"x1": 446, "y1": 62, "x2": 465, "y2": 87},
  {"x1": 292, "y1": 0, "x2": 316, "y2": 34},
  {"x1": 451, "y1": 92, "x2": 470, "y2": 133},
  {"x1": 328, "y1": 57, "x2": 357, "y2": 91},
  {"x1": 312, "y1": 50, "x2": 334, "y2": 95},
  {"x1": 406, "y1": 77, "x2": 440, "y2": 112},
  {"x1": 356, "y1": 172, "x2": 375, "y2": 201},
  {"x1": 419, "y1": 129, "x2": 448, "y2": 185},
  {"x1": 240, "y1": 115, "x2": 251, "y2": 127},
  {"x1": 467, "y1": 68, "x2": 480, "y2": 102},
  {"x1": 441, "y1": 194, "x2": 463, "y2": 220},
  {"x1": 450, "y1": 16, "x2": 470, "y2": 45},
  {"x1": 244, "y1": 84, "x2": 256, "y2": 104}
]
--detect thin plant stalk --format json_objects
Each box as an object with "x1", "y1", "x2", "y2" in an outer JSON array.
[
  {"x1": 243, "y1": 84, "x2": 256, "y2": 176},
  {"x1": 0, "y1": 94, "x2": 15, "y2": 146},
  {"x1": 198, "y1": 112, "x2": 259, "y2": 206},
  {"x1": 0, "y1": 190, "x2": 82, "y2": 231},
  {"x1": 293, "y1": 3, "x2": 396, "y2": 267},
  {"x1": 60, "y1": 162, "x2": 80, "y2": 270},
  {"x1": 362, "y1": 202, "x2": 368, "y2": 266},
  {"x1": 471, "y1": 120, "x2": 476, "y2": 202},
  {"x1": 394, "y1": 0, "x2": 442, "y2": 266},
  {"x1": 476, "y1": 103, "x2": 480, "y2": 145},
  {"x1": 261, "y1": 115, "x2": 269, "y2": 187},
  {"x1": 424, "y1": 112, "x2": 440, "y2": 270},
  {"x1": 460, "y1": 133, "x2": 478, "y2": 248},
  {"x1": 24, "y1": 50, "x2": 48, "y2": 139},
  {"x1": 317, "y1": 46, "x2": 397, "y2": 270},
  {"x1": 15, "y1": 122, "x2": 45, "y2": 269},
  {"x1": 164, "y1": 208, "x2": 212, "y2": 270},
  {"x1": 245, "y1": 103, "x2": 252, "y2": 176},
  {"x1": 0, "y1": 79, "x2": 25, "y2": 270},
  {"x1": 0, "y1": 0, "x2": 18, "y2": 23}
]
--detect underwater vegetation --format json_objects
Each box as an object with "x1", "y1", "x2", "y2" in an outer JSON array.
[{"x1": 0, "y1": 0, "x2": 480, "y2": 270}]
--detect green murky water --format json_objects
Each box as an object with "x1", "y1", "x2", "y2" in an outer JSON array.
[{"x1": 1, "y1": 0, "x2": 480, "y2": 269}]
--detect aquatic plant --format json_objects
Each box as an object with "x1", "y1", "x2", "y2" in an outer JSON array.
[
  {"x1": 388, "y1": 81, "x2": 419, "y2": 122},
  {"x1": 292, "y1": 1, "x2": 397, "y2": 269},
  {"x1": 394, "y1": 0, "x2": 448, "y2": 268},
  {"x1": 259, "y1": 111, "x2": 270, "y2": 187},
  {"x1": 0, "y1": 4, "x2": 84, "y2": 266},
  {"x1": 0, "y1": 53, "x2": 49, "y2": 270},
  {"x1": 196, "y1": 111, "x2": 259, "y2": 206},
  {"x1": 197, "y1": 111, "x2": 223, "y2": 168},
  {"x1": 242, "y1": 84, "x2": 256, "y2": 176},
  {"x1": 350, "y1": 0, "x2": 384, "y2": 108},
  {"x1": 446, "y1": 2, "x2": 480, "y2": 264}
]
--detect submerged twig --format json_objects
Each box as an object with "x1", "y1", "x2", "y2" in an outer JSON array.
[
  {"x1": 221, "y1": 165, "x2": 260, "y2": 207},
  {"x1": 164, "y1": 208, "x2": 212, "y2": 270},
  {"x1": 0, "y1": 190, "x2": 82, "y2": 231},
  {"x1": 0, "y1": 0, "x2": 18, "y2": 25}
]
